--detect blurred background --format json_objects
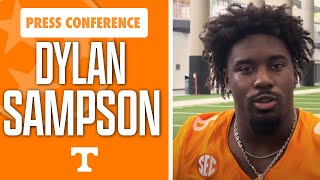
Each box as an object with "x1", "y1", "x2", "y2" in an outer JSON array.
[{"x1": 173, "y1": 0, "x2": 320, "y2": 95}]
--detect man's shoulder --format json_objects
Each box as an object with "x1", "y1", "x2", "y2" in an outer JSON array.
[
  {"x1": 174, "y1": 110, "x2": 236, "y2": 180},
  {"x1": 299, "y1": 109, "x2": 320, "y2": 125},
  {"x1": 298, "y1": 109, "x2": 320, "y2": 138},
  {"x1": 292, "y1": 109, "x2": 320, "y2": 166},
  {"x1": 174, "y1": 109, "x2": 234, "y2": 157},
  {"x1": 179, "y1": 109, "x2": 234, "y2": 137}
]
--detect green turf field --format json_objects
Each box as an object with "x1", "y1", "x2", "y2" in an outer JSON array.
[{"x1": 173, "y1": 92, "x2": 320, "y2": 139}]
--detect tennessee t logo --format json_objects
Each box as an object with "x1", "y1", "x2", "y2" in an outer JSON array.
[{"x1": 71, "y1": 147, "x2": 99, "y2": 172}]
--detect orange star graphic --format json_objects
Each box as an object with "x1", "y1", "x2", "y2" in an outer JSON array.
[
  {"x1": 0, "y1": 0, "x2": 36, "y2": 54},
  {"x1": 8, "y1": 67, "x2": 60, "y2": 96}
]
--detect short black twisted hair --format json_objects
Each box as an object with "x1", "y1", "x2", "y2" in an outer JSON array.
[{"x1": 200, "y1": 3, "x2": 315, "y2": 98}]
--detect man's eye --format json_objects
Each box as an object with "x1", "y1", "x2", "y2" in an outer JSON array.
[
  {"x1": 272, "y1": 64, "x2": 284, "y2": 70},
  {"x1": 240, "y1": 67, "x2": 253, "y2": 73}
]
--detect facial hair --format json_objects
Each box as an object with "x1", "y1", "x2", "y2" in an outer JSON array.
[
  {"x1": 249, "y1": 114, "x2": 280, "y2": 136},
  {"x1": 247, "y1": 90, "x2": 282, "y2": 135}
]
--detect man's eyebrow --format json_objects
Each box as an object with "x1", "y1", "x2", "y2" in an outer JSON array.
[
  {"x1": 234, "y1": 59, "x2": 254, "y2": 66},
  {"x1": 233, "y1": 55, "x2": 289, "y2": 66},
  {"x1": 269, "y1": 55, "x2": 289, "y2": 61}
]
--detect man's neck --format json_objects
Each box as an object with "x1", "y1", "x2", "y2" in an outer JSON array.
[{"x1": 234, "y1": 108, "x2": 297, "y2": 154}]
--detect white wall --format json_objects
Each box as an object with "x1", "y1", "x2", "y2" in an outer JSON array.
[{"x1": 173, "y1": 31, "x2": 189, "y2": 89}]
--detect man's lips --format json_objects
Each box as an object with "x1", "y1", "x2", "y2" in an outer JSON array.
[
  {"x1": 253, "y1": 94, "x2": 278, "y2": 110},
  {"x1": 254, "y1": 101, "x2": 277, "y2": 110}
]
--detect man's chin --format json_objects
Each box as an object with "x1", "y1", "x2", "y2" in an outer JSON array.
[{"x1": 249, "y1": 115, "x2": 280, "y2": 136}]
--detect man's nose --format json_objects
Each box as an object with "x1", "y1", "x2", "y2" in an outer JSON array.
[{"x1": 253, "y1": 67, "x2": 274, "y2": 89}]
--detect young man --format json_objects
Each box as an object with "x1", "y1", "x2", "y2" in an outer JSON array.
[{"x1": 174, "y1": 3, "x2": 320, "y2": 180}]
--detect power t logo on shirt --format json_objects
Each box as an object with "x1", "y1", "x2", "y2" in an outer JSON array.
[{"x1": 192, "y1": 113, "x2": 220, "y2": 131}]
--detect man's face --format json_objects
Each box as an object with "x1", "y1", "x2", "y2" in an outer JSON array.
[{"x1": 226, "y1": 34, "x2": 297, "y2": 135}]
